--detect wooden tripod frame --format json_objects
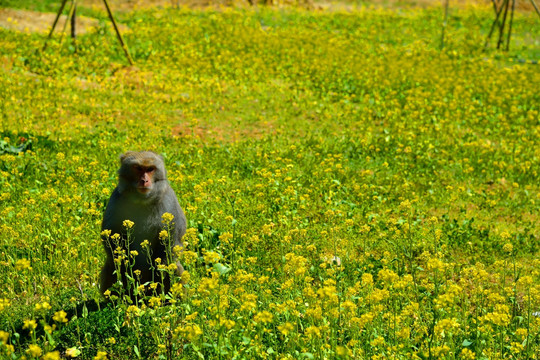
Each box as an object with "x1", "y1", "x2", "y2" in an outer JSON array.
[
  {"x1": 43, "y1": 0, "x2": 134, "y2": 65},
  {"x1": 485, "y1": 0, "x2": 540, "y2": 51}
]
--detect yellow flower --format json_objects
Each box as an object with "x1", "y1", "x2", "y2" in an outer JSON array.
[
  {"x1": 174, "y1": 323, "x2": 203, "y2": 341},
  {"x1": 278, "y1": 322, "x2": 294, "y2": 336},
  {"x1": 434, "y1": 318, "x2": 460, "y2": 338},
  {"x1": 159, "y1": 230, "x2": 169, "y2": 240},
  {"x1": 426, "y1": 258, "x2": 445, "y2": 271},
  {"x1": 517, "y1": 276, "x2": 533, "y2": 287},
  {"x1": 371, "y1": 336, "x2": 385, "y2": 347},
  {"x1": 161, "y1": 212, "x2": 174, "y2": 224},
  {"x1": 341, "y1": 300, "x2": 357, "y2": 313},
  {"x1": 361, "y1": 273, "x2": 373, "y2": 286},
  {"x1": 168, "y1": 263, "x2": 178, "y2": 272},
  {"x1": 181, "y1": 250, "x2": 198, "y2": 265},
  {"x1": 23, "y1": 319, "x2": 37, "y2": 330},
  {"x1": 0, "y1": 298, "x2": 10, "y2": 311},
  {"x1": 240, "y1": 293, "x2": 257, "y2": 312},
  {"x1": 180, "y1": 270, "x2": 191, "y2": 284},
  {"x1": 397, "y1": 327, "x2": 410, "y2": 339},
  {"x1": 43, "y1": 351, "x2": 61, "y2": 360},
  {"x1": 15, "y1": 258, "x2": 32, "y2": 271},
  {"x1": 336, "y1": 345, "x2": 351, "y2": 357},
  {"x1": 378, "y1": 268, "x2": 399, "y2": 284},
  {"x1": 123, "y1": 220, "x2": 134, "y2": 229},
  {"x1": 433, "y1": 345, "x2": 451, "y2": 357},
  {"x1": 93, "y1": 351, "x2": 108, "y2": 360},
  {"x1": 0, "y1": 330, "x2": 9, "y2": 344},
  {"x1": 483, "y1": 304, "x2": 511, "y2": 327},
  {"x1": 305, "y1": 325, "x2": 321, "y2": 338},
  {"x1": 219, "y1": 317, "x2": 236, "y2": 330},
  {"x1": 173, "y1": 245, "x2": 183, "y2": 257},
  {"x1": 253, "y1": 311, "x2": 273, "y2": 324},
  {"x1": 503, "y1": 243, "x2": 513, "y2": 253},
  {"x1": 44, "y1": 324, "x2": 56, "y2": 334},
  {"x1": 53, "y1": 310, "x2": 68, "y2": 323},
  {"x1": 35, "y1": 301, "x2": 52, "y2": 311},
  {"x1": 126, "y1": 305, "x2": 140, "y2": 316},
  {"x1": 203, "y1": 250, "x2": 221, "y2": 264},
  {"x1": 171, "y1": 282, "x2": 185, "y2": 297},
  {"x1": 66, "y1": 347, "x2": 81, "y2": 357},
  {"x1": 149, "y1": 297, "x2": 162, "y2": 308},
  {"x1": 26, "y1": 344, "x2": 42, "y2": 357}
]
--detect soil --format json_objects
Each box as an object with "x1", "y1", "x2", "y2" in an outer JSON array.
[
  {"x1": 0, "y1": 7, "x2": 99, "y2": 34},
  {"x1": 1, "y1": 0, "x2": 536, "y2": 35}
]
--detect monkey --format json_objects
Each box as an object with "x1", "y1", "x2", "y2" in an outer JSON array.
[{"x1": 100, "y1": 151, "x2": 186, "y2": 301}]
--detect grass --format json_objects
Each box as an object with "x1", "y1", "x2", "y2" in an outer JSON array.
[{"x1": 0, "y1": 0, "x2": 539, "y2": 359}]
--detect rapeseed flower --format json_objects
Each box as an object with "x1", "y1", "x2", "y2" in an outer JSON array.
[
  {"x1": 52, "y1": 310, "x2": 68, "y2": 323},
  {"x1": 26, "y1": 344, "x2": 42, "y2": 357}
]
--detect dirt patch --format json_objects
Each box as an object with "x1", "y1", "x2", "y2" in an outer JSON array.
[
  {"x1": 82, "y1": 0, "x2": 248, "y2": 11},
  {"x1": 172, "y1": 120, "x2": 276, "y2": 143},
  {"x1": 0, "y1": 8, "x2": 99, "y2": 34},
  {"x1": 0, "y1": 0, "x2": 536, "y2": 35}
]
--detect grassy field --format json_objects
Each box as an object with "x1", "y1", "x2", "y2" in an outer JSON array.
[{"x1": 0, "y1": 0, "x2": 539, "y2": 359}]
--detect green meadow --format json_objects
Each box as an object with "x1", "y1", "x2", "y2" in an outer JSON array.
[{"x1": 0, "y1": 0, "x2": 539, "y2": 358}]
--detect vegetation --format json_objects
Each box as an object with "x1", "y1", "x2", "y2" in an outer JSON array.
[{"x1": 0, "y1": 1, "x2": 539, "y2": 359}]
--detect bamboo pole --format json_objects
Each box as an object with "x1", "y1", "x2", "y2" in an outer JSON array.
[
  {"x1": 59, "y1": 0, "x2": 77, "y2": 47},
  {"x1": 102, "y1": 0, "x2": 135, "y2": 66},
  {"x1": 484, "y1": 0, "x2": 507, "y2": 50},
  {"x1": 490, "y1": 0, "x2": 501, "y2": 28},
  {"x1": 440, "y1": 0, "x2": 450, "y2": 50},
  {"x1": 505, "y1": 0, "x2": 515, "y2": 51},
  {"x1": 43, "y1": 0, "x2": 69, "y2": 51},
  {"x1": 71, "y1": 1, "x2": 77, "y2": 39},
  {"x1": 529, "y1": 0, "x2": 540, "y2": 18},
  {"x1": 496, "y1": 0, "x2": 510, "y2": 49}
]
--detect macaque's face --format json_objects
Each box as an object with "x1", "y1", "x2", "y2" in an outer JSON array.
[
  {"x1": 118, "y1": 151, "x2": 166, "y2": 196},
  {"x1": 133, "y1": 164, "x2": 156, "y2": 194}
]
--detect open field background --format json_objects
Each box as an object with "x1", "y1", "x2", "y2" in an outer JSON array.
[{"x1": 0, "y1": 0, "x2": 539, "y2": 358}]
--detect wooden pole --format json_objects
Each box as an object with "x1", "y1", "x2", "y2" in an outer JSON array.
[
  {"x1": 490, "y1": 0, "x2": 502, "y2": 28},
  {"x1": 71, "y1": 1, "x2": 77, "y2": 39},
  {"x1": 102, "y1": 0, "x2": 134, "y2": 66},
  {"x1": 484, "y1": 0, "x2": 507, "y2": 50},
  {"x1": 43, "y1": 0, "x2": 69, "y2": 51},
  {"x1": 496, "y1": 0, "x2": 510, "y2": 49},
  {"x1": 441, "y1": 0, "x2": 450, "y2": 50},
  {"x1": 59, "y1": 0, "x2": 77, "y2": 47},
  {"x1": 505, "y1": 0, "x2": 515, "y2": 51},
  {"x1": 71, "y1": 0, "x2": 78, "y2": 51},
  {"x1": 529, "y1": 0, "x2": 540, "y2": 18}
]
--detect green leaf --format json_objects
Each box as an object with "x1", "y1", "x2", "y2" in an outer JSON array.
[
  {"x1": 462, "y1": 339, "x2": 474, "y2": 347},
  {"x1": 213, "y1": 263, "x2": 231, "y2": 275}
]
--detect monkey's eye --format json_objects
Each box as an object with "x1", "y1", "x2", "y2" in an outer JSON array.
[{"x1": 147, "y1": 166, "x2": 156, "y2": 173}]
